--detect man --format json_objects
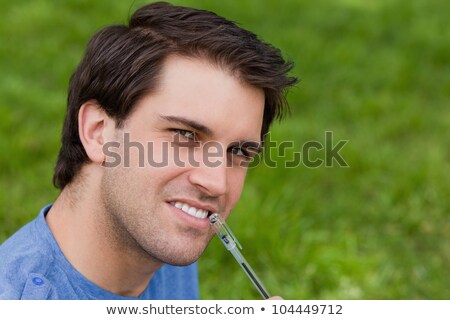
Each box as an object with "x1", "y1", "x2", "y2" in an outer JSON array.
[{"x1": 0, "y1": 2, "x2": 296, "y2": 299}]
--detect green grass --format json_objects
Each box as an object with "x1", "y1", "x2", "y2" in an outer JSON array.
[{"x1": 1, "y1": 0, "x2": 449, "y2": 299}]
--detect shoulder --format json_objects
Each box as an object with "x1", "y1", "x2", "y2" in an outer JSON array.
[{"x1": 0, "y1": 216, "x2": 55, "y2": 299}]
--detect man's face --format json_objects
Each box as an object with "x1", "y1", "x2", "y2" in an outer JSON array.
[{"x1": 100, "y1": 55, "x2": 264, "y2": 266}]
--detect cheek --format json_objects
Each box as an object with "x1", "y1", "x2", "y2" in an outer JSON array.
[
  {"x1": 227, "y1": 168, "x2": 248, "y2": 207},
  {"x1": 109, "y1": 138, "x2": 189, "y2": 192},
  {"x1": 118, "y1": 136, "x2": 187, "y2": 171}
]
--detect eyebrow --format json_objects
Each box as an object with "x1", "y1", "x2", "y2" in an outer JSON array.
[
  {"x1": 159, "y1": 114, "x2": 214, "y2": 136},
  {"x1": 158, "y1": 114, "x2": 262, "y2": 153}
]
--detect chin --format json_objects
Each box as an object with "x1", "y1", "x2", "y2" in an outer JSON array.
[
  {"x1": 165, "y1": 258, "x2": 199, "y2": 267},
  {"x1": 140, "y1": 230, "x2": 215, "y2": 266},
  {"x1": 155, "y1": 251, "x2": 203, "y2": 266},
  {"x1": 144, "y1": 242, "x2": 209, "y2": 266}
]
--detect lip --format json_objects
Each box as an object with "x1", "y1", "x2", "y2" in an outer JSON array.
[{"x1": 165, "y1": 201, "x2": 213, "y2": 231}]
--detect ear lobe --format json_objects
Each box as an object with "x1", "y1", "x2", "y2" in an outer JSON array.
[{"x1": 78, "y1": 101, "x2": 109, "y2": 164}]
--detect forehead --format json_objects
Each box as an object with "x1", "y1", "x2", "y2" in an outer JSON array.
[{"x1": 134, "y1": 55, "x2": 265, "y2": 142}]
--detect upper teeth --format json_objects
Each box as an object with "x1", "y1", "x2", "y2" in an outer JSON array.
[{"x1": 170, "y1": 201, "x2": 209, "y2": 219}]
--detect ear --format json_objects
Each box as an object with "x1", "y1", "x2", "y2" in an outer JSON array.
[{"x1": 78, "y1": 101, "x2": 113, "y2": 163}]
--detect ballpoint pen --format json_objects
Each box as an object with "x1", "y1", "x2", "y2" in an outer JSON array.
[{"x1": 209, "y1": 213, "x2": 270, "y2": 299}]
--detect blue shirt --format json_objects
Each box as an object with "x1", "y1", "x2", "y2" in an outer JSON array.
[{"x1": 0, "y1": 204, "x2": 199, "y2": 299}]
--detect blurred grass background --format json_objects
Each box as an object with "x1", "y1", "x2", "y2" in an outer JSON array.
[{"x1": 0, "y1": 0, "x2": 449, "y2": 299}]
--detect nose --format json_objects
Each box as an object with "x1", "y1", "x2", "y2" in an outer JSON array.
[{"x1": 188, "y1": 153, "x2": 227, "y2": 197}]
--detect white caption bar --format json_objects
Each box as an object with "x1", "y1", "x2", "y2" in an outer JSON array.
[{"x1": 0, "y1": 300, "x2": 449, "y2": 320}]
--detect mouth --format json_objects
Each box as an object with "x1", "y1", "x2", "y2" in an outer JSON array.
[{"x1": 168, "y1": 201, "x2": 214, "y2": 220}]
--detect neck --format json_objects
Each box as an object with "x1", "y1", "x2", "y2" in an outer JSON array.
[{"x1": 46, "y1": 175, "x2": 163, "y2": 297}]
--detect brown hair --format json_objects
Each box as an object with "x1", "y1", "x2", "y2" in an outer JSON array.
[{"x1": 53, "y1": 1, "x2": 297, "y2": 189}]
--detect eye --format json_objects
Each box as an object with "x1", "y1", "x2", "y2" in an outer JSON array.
[
  {"x1": 172, "y1": 129, "x2": 200, "y2": 147},
  {"x1": 230, "y1": 146, "x2": 249, "y2": 158},
  {"x1": 174, "y1": 129, "x2": 196, "y2": 140},
  {"x1": 228, "y1": 143, "x2": 261, "y2": 167},
  {"x1": 230, "y1": 146, "x2": 257, "y2": 161},
  {"x1": 227, "y1": 146, "x2": 256, "y2": 168}
]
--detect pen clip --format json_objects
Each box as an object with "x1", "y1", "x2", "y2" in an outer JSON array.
[
  {"x1": 221, "y1": 217, "x2": 243, "y2": 250},
  {"x1": 209, "y1": 213, "x2": 243, "y2": 250}
]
